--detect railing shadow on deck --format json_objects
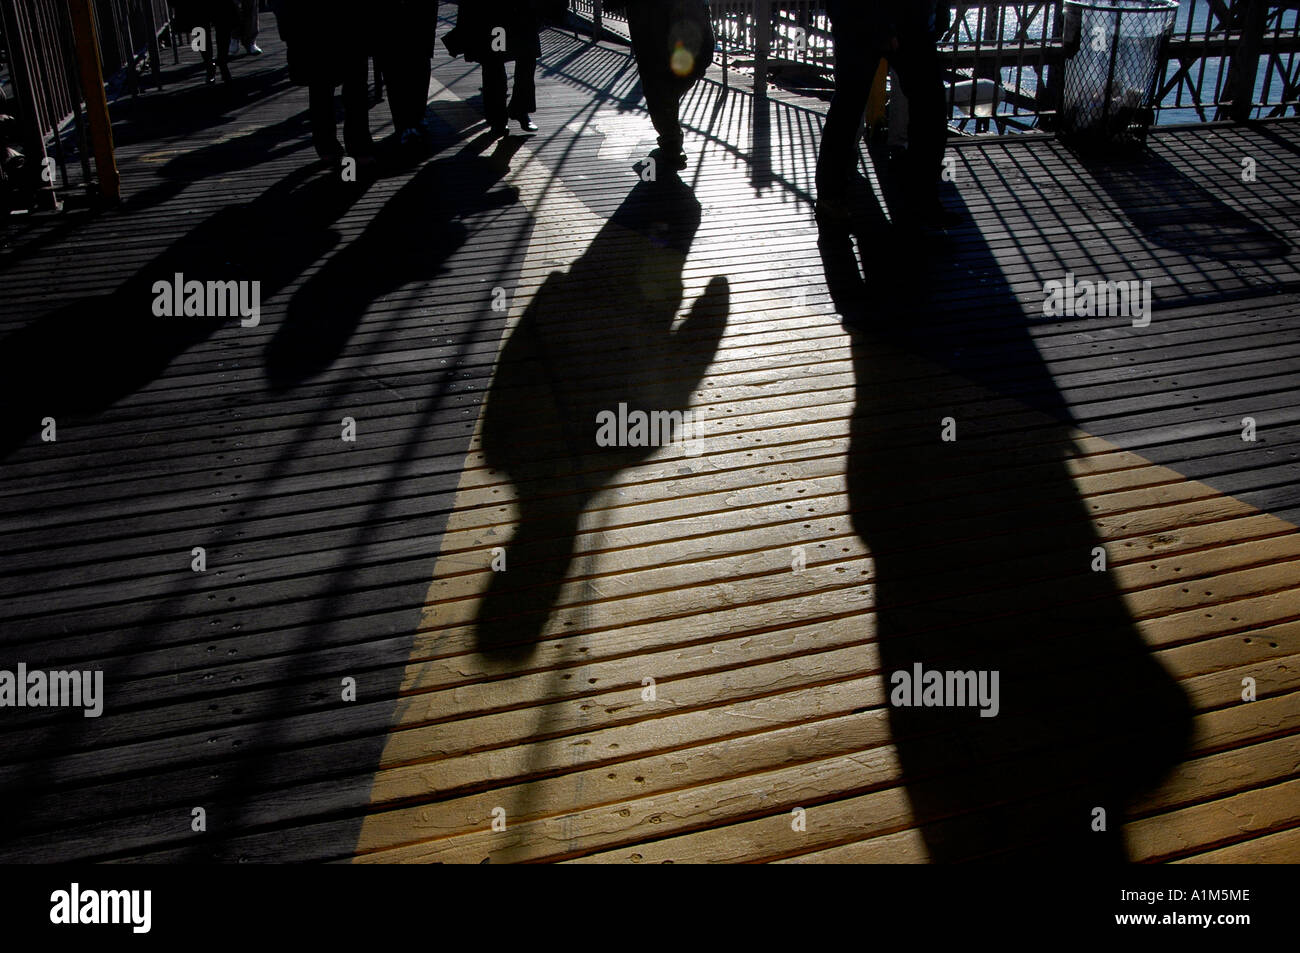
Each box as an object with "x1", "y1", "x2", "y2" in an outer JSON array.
[
  {"x1": 2, "y1": 10, "x2": 1296, "y2": 861},
  {"x1": 536, "y1": 29, "x2": 825, "y2": 201},
  {"x1": 0, "y1": 93, "x2": 541, "y2": 862},
  {"x1": 1071, "y1": 145, "x2": 1291, "y2": 262}
]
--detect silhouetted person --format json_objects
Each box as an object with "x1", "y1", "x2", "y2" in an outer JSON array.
[
  {"x1": 447, "y1": 1, "x2": 561, "y2": 135},
  {"x1": 230, "y1": 0, "x2": 263, "y2": 56},
  {"x1": 816, "y1": 0, "x2": 953, "y2": 226},
  {"x1": 609, "y1": 0, "x2": 714, "y2": 171},
  {"x1": 175, "y1": 0, "x2": 238, "y2": 83},
  {"x1": 275, "y1": 0, "x2": 377, "y2": 168},
  {"x1": 378, "y1": 0, "x2": 439, "y2": 154}
]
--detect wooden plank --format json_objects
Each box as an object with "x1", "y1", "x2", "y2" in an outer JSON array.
[{"x1": 2, "y1": 11, "x2": 1300, "y2": 865}]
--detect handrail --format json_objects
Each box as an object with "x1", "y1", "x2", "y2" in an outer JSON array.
[
  {"x1": 571, "y1": 1, "x2": 1300, "y2": 130},
  {"x1": 0, "y1": 0, "x2": 171, "y2": 207}
]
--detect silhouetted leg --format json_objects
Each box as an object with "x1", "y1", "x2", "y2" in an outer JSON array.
[
  {"x1": 481, "y1": 59, "x2": 508, "y2": 129},
  {"x1": 382, "y1": 51, "x2": 410, "y2": 128},
  {"x1": 309, "y1": 81, "x2": 343, "y2": 159},
  {"x1": 645, "y1": 74, "x2": 683, "y2": 152},
  {"x1": 340, "y1": 53, "x2": 374, "y2": 155},
  {"x1": 384, "y1": 13, "x2": 435, "y2": 130},
  {"x1": 627, "y1": 3, "x2": 683, "y2": 153},
  {"x1": 215, "y1": 20, "x2": 233, "y2": 80},
  {"x1": 409, "y1": 5, "x2": 437, "y2": 126},
  {"x1": 239, "y1": 0, "x2": 259, "y2": 47},
  {"x1": 816, "y1": 30, "x2": 881, "y2": 201},
  {"x1": 507, "y1": 53, "x2": 537, "y2": 120},
  {"x1": 201, "y1": 24, "x2": 216, "y2": 81},
  {"x1": 406, "y1": 54, "x2": 432, "y2": 127},
  {"x1": 892, "y1": 38, "x2": 947, "y2": 205}
]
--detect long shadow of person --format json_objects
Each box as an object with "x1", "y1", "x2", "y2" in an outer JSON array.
[
  {"x1": 475, "y1": 177, "x2": 729, "y2": 659},
  {"x1": 265, "y1": 137, "x2": 524, "y2": 389},
  {"x1": 821, "y1": 207, "x2": 1192, "y2": 861},
  {"x1": 0, "y1": 165, "x2": 372, "y2": 460}
]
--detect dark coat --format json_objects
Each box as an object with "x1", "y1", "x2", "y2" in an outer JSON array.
[
  {"x1": 378, "y1": 0, "x2": 440, "y2": 62},
  {"x1": 622, "y1": 0, "x2": 714, "y2": 88},
  {"x1": 275, "y1": 0, "x2": 375, "y2": 85},
  {"x1": 444, "y1": 1, "x2": 566, "y2": 63},
  {"x1": 827, "y1": 0, "x2": 951, "y2": 53},
  {"x1": 171, "y1": 0, "x2": 239, "y2": 33}
]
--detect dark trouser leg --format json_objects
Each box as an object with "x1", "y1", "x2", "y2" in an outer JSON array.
[
  {"x1": 627, "y1": 4, "x2": 682, "y2": 152},
  {"x1": 892, "y1": 40, "x2": 947, "y2": 201},
  {"x1": 381, "y1": 51, "x2": 408, "y2": 127},
  {"x1": 400, "y1": 10, "x2": 436, "y2": 128},
  {"x1": 309, "y1": 81, "x2": 343, "y2": 158},
  {"x1": 340, "y1": 54, "x2": 374, "y2": 154},
  {"x1": 507, "y1": 53, "x2": 537, "y2": 119},
  {"x1": 385, "y1": 24, "x2": 434, "y2": 130},
  {"x1": 215, "y1": 20, "x2": 232, "y2": 66},
  {"x1": 481, "y1": 59, "x2": 508, "y2": 128},
  {"x1": 407, "y1": 55, "x2": 432, "y2": 126},
  {"x1": 240, "y1": 0, "x2": 259, "y2": 46},
  {"x1": 395, "y1": 54, "x2": 433, "y2": 128},
  {"x1": 644, "y1": 71, "x2": 682, "y2": 151},
  {"x1": 815, "y1": 28, "x2": 881, "y2": 199}
]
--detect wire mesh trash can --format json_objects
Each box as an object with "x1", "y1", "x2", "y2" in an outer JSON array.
[{"x1": 1060, "y1": 0, "x2": 1177, "y2": 148}]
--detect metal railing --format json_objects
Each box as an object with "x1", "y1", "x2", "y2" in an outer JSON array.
[
  {"x1": 570, "y1": 1, "x2": 1300, "y2": 131},
  {"x1": 0, "y1": 0, "x2": 171, "y2": 206}
]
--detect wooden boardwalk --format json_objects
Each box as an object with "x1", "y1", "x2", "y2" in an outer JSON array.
[{"x1": 1, "y1": 7, "x2": 1299, "y2": 863}]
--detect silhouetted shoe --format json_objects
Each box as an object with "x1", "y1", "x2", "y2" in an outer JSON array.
[
  {"x1": 316, "y1": 138, "x2": 345, "y2": 161},
  {"x1": 228, "y1": 39, "x2": 241, "y2": 58},
  {"x1": 205, "y1": 62, "x2": 217, "y2": 84},
  {"x1": 516, "y1": 116, "x2": 538, "y2": 133},
  {"x1": 397, "y1": 126, "x2": 429, "y2": 159},
  {"x1": 219, "y1": 63, "x2": 232, "y2": 83},
  {"x1": 246, "y1": 43, "x2": 263, "y2": 55},
  {"x1": 650, "y1": 146, "x2": 688, "y2": 172},
  {"x1": 488, "y1": 123, "x2": 508, "y2": 139}
]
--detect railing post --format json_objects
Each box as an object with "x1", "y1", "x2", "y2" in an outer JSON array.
[
  {"x1": 0, "y1": 0, "x2": 60, "y2": 209},
  {"x1": 1222, "y1": 0, "x2": 1267, "y2": 122},
  {"x1": 1037, "y1": 0, "x2": 1066, "y2": 125},
  {"x1": 67, "y1": 0, "x2": 120, "y2": 201},
  {"x1": 717, "y1": 1, "x2": 728, "y2": 88},
  {"x1": 593, "y1": 0, "x2": 602, "y2": 42},
  {"x1": 142, "y1": 0, "x2": 165, "y2": 89},
  {"x1": 754, "y1": 0, "x2": 771, "y2": 96}
]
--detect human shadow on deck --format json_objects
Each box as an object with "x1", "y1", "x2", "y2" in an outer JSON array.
[
  {"x1": 820, "y1": 199, "x2": 1192, "y2": 860},
  {"x1": 476, "y1": 178, "x2": 729, "y2": 658},
  {"x1": 266, "y1": 138, "x2": 522, "y2": 389}
]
